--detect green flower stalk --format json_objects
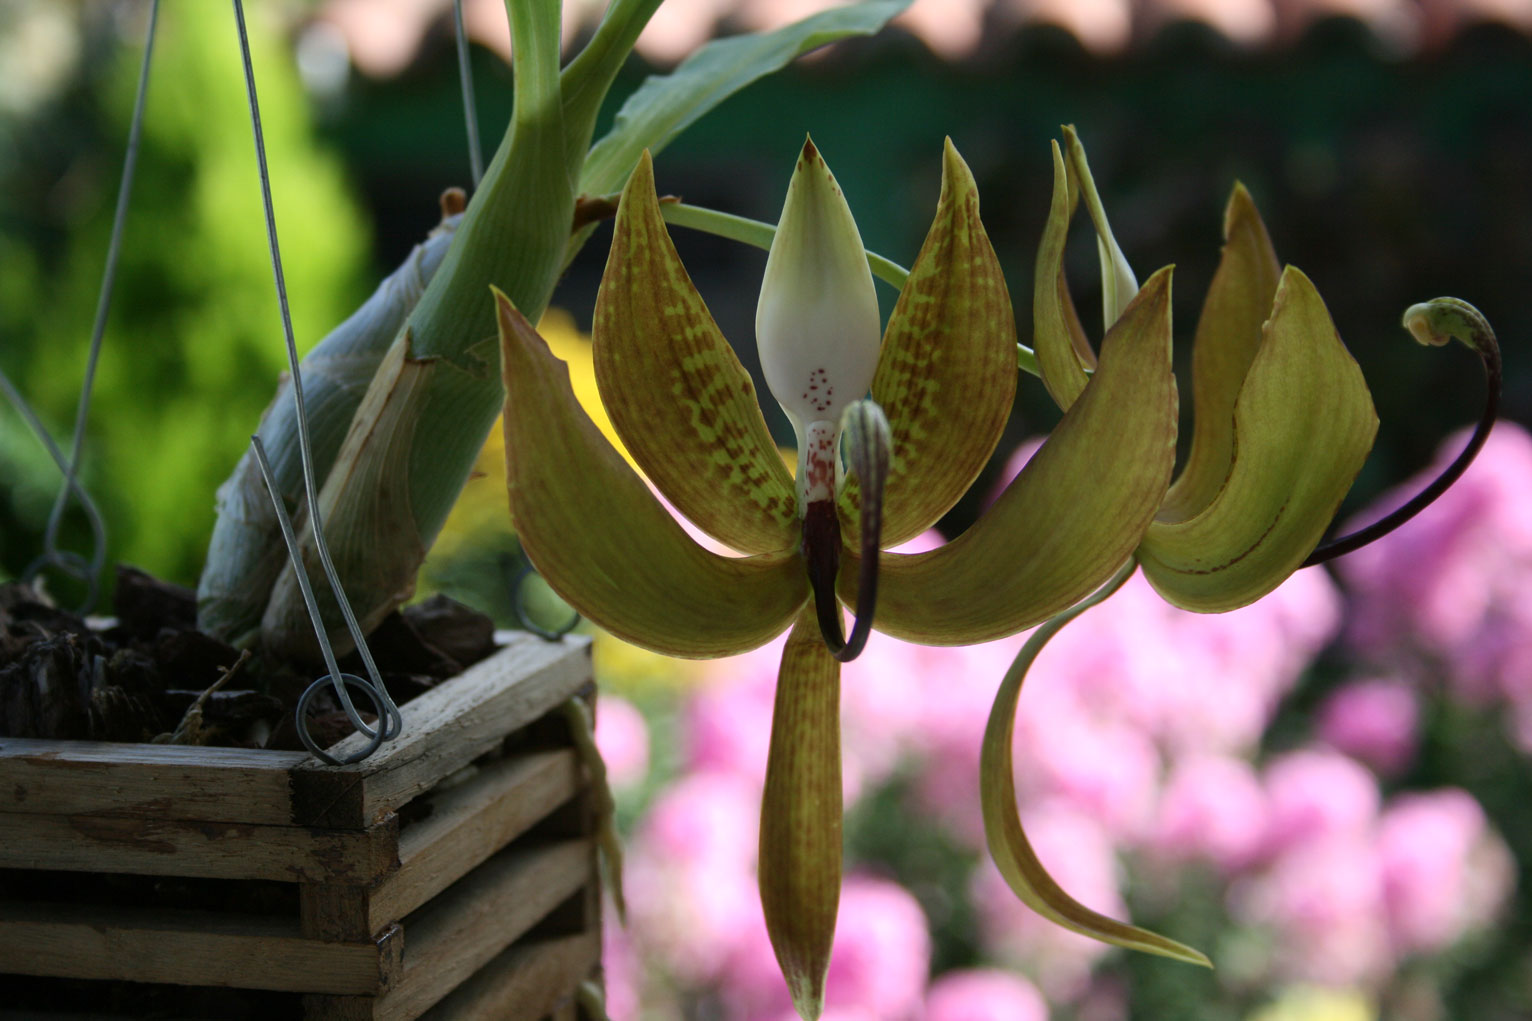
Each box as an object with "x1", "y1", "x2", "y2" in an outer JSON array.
[{"x1": 498, "y1": 137, "x2": 1183, "y2": 1019}]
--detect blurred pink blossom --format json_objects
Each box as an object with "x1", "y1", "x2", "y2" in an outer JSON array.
[
  {"x1": 1342, "y1": 422, "x2": 1532, "y2": 709},
  {"x1": 724, "y1": 874, "x2": 931, "y2": 1021},
  {"x1": 970, "y1": 801, "x2": 1125, "y2": 1002},
  {"x1": 1377, "y1": 788, "x2": 1513, "y2": 955},
  {"x1": 1232, "y1": 833, "x2": 1393, "y2": 986},
  {"x1": 1150, "y1": 753, "x2": 1268, "y2": 872},
  {"x1": 602, "y1": 904, "x2": 641, "y2": 1021},
  {"x1": 594, "y1": 694, "x2": 650, "y2": 789},
  {"x1": 1260, "y1": 747, "x2": 1380, "y2": 858},
  {"x1": 1317, "y1": 678, "x2": 1419, "y2": 775},
  {"x1": 626, "y1": 771, "x2": 761, "y2": 984},
  {"x1": 925, "y1": 968, "x2": 1048, "y2": 1021}
]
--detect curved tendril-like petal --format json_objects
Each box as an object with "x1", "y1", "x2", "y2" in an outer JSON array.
[
  {"x1": 1033, "y1": 140, "x2": 1093, "y2": 411},
  {"x1": 592, "y1": 151, "x2": 797, "y2": 554},
  {"x1": 1306, "y1": 297, "x2": 1501, "y2": 566},
  {"x1": 759, "y1": 603, "x2": 843, "y2": 1021},
  {"x1": 499, "y1": 290, "x2": 807, "y2": 657},
  {"x1": 1140, "y1": 267, "x2": 1378, "y2": 612},
  {"x1": 847, "y1": 268, "x2": 1178, "y2": 645},
  {"x1": 981, "y1": 559, "x2": 1212, "y2": 968},
  {"x1": 1160, "y1": 183, "x2": 1282, "y2": 521},
  {"x1": 837, "y1": 139, "x2": 1018, "y2": 546}
]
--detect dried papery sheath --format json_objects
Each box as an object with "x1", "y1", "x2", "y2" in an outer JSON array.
[{"x1": 198, "y1": 213, "x2": 460, "y2": 647}]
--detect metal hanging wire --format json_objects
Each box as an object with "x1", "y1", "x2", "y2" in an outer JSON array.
[
  {"x1": 233, "y1": 0, "x2": 400, "y2": 765},
  {"x1": 452, "y1": 0, "x2": 485, "y2": 188},
  {"x1": 2, "y1": 0, "x2": 162, "y2": 613}
]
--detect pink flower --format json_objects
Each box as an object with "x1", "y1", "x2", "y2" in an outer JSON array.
[
  {"x1": 1261, "y1": 747, "x2": 1379, "y2": 858},
  {"x1": 971, "y1": 801, "x2": 1125, "y2": 1002},
  {"x1": 626, "y1": 771, "x2": 761, "y2": 984},
  {"x1": 1317, "y1": 678, "x2": 1419, "y2": 776},
  {"x1": 724, "y1": 874, "x2": 931, "y2": 1021},
  {"x1": 602, "y1": 904, "x2": 641, "y2": 1021},
  {"x1": 925, "y1": 968, "x2": 1048, "y2": 1021},
  {"x1": 1232, "y1": 834, "x2": 1393, "y2": 987},
  {"x1": 1150, "y1": 754, "x2": 1268, "y2": 873},
  {"x1": 1342, "y1": 421, "x2": 1532, "y2": 706},
  {"x1": 594, "y1": 694, "x2": 650, "y2": 789},
  {"x1": 1377, "y1": 788, "x2": 1512, "y2": 955}
]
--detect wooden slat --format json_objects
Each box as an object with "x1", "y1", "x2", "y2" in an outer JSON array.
[
  {"x1": 291, "y1": 634, "x2": 592, "y2": 828},
  {"x1": 0, "y1": 740, "x2": 304, "y2": 825},
  {"x1": 375, "y1": 838, "x2": 593, "y2": 1021},
  {"x1": 0, "y1": 811, "x2": 397, "y2": 884},
  {"x1": 380, "y1": 748, "x2": 582, "y2": 922},
  {"x1": 419, "y1": 932, "x2": 601, "y2": 1021},
  {"x1": 0, "y1": 901, "x2": 401, "y2": 995},
  {"x1": 301, "y1": 748, "x2": 583, "y2": 940}
]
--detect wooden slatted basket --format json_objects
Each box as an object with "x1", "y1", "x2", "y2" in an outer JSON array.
[{"x1": 0, "y1": 631, "x2": 601, "y2": 1020}]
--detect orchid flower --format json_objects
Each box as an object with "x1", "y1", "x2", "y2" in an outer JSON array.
[
  {"x1": 979, "y1": 127, "x2": 1498, "y2": 970},
  {"x1": 497, "y1": 137, "x2": 1185, "y2": 1018}
]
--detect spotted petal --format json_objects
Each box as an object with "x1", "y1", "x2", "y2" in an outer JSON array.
[
  {"x1": 846, "y1": 268, "x2": 1178, "y2": 644},
  {"x1": 593, "y1": 151, "x2": 797, "y2": 555},
  {"x1": 499, "y1": 290, "x2": 807, "y2": 657},
  {"x1": 838, "y1": 139, "x2": 1018, "y2": 546},
  {"x1": 1139, "y1": 267, "x2": 1378, "y2": 611},
  {"x1": 759, "y1": 602, "x2": 842, "y2": 1021}
]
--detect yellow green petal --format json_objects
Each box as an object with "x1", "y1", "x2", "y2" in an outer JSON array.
[
  {"x1": 848, "y1": 268, "x2": 1178, "y2": 645},
  {"x1": 1140, "y1": 267, "x2": 1378, "y2": 612},
  {"x1": 1033, "y1": 140, "x2": 1093, "y2": 411},
  {"x1": 838, "y1": 139, "x2": 1019, "y2": 546},
  {"x1": 499, "y1": 289, "x2": 807, "y2": 657},
  {"x1": 759, "y1": 603, "x2": 842, "y2": 1021},
  {"x1": 592, "y1": 151, "x2": 798, "y2": 555},
  {"x1": 1160, "y1": 184, "x2": 1282, "y2": 521},
  {"x1": 1064, "y1": 125, "x2": 1139, "y2": 329},
  {"x1": 981, "y1": 562, "x2": 1212, "y2": 968}
]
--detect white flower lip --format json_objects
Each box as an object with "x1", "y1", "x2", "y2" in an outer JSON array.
[{"x1": 755, "y1": 136, "x2": 882, "y2": 437}]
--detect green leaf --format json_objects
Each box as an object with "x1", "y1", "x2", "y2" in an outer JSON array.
[
  {"x1": 1140, "y1": 267, "x2": 1378, "y2": 612},
  {"x1": 498, "y1": 291, "x2": 808, "y2": 657},
  {"x1": 759, "y1": 603, "x2": 843, "y2": 1021},
  {"x1": 981, "y1": 561, "x2": 1212, "y2": 967},
  {"x1": 840, "y1": 139, "x2": 1018, "y2": 547},
  {"x1": 846, "y1": 268, "x2": 1178, "y2": 644},
  {"x1": 579, "y1": 0, "x2": 914, "y2": 197},
  {"x1": 593, "y1": 152, "x2": 797, "y2": 554}
]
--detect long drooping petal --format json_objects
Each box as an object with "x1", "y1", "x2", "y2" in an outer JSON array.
[
  {"x1": 846, "y1": 268, "x2": 1178, "y2": 644},
  {"x1": 499, "y1": 291, "x2": 807, "y2": 657},
  {"x1": 981, "y1": 560, "x2": 1212, "y2": 967},
  {"x1": 1159, "y1": 184, "x2": 1282, "y2": 521},
  {"x1": 592, "y1": 151, "x2": 798, "y2": 554},
  {"x1": 838, "y1": 139, "x2": 1018, "y2": 547},
  {"x1": 1139, "y1": 267, "x2": 1378, "y2": 611},
  {"x1": 759, "y1": 603, "x2": 843, "y2": 1021}
]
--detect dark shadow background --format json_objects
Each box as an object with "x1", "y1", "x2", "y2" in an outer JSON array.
[{"x1": 336, "y1": 15, "x2": 1532, "y2": 542}]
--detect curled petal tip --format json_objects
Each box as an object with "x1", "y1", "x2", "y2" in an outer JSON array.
[{"x1": 1402, "y1": 297, "x2": 1497, "y2": 357}]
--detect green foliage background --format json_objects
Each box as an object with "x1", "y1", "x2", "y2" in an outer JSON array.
[{"x1": 0, "y1": 2, "x2": 367, "y2": 592}]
